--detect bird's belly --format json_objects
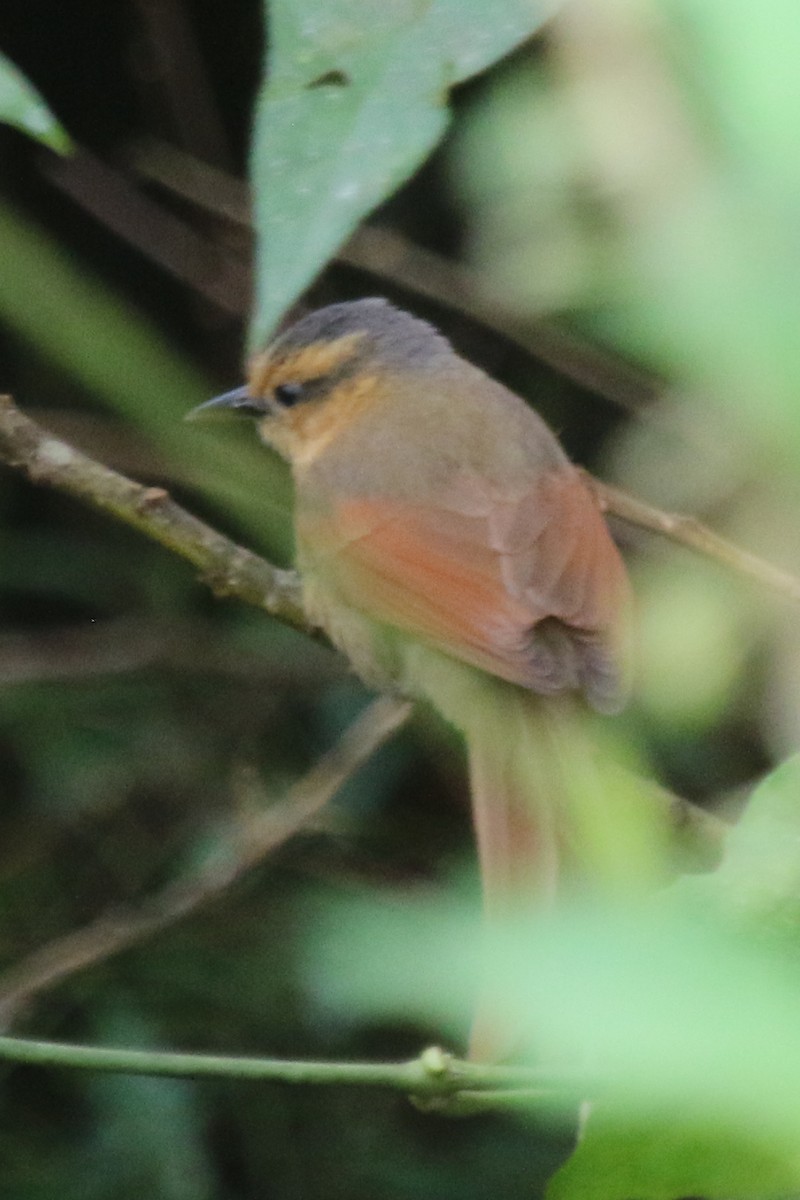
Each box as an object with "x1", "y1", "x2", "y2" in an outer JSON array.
[
  {"x1": 299, "y1": 564, "x2": 502, "y2": 730},
  {"x1": 300, "y1": 570, "x2": 407, "y2": 694}
]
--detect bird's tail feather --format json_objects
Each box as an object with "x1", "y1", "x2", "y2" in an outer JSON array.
[
  {"x1": 408, "y1": 645, "x2": 648, "y2": 1059},
  {"x1": 464, "y1": 690, "x2": 562, "y2": 1060}
]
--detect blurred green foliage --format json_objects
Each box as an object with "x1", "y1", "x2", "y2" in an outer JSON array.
[
  {"x1": 1, "y1": 1, "x2": 800, "y2": 1198},
  {"x1": 313, "y1": 757, "x2": 800, "y2": 1195}
]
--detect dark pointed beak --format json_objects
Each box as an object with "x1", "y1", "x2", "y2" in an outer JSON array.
[{"x1": 186, "y1": 386, "x2": 266, "y2": 421}]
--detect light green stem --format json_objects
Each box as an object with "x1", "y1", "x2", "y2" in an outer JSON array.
[{"x1": 0, "y1": 1035, "x2": 584, "y2": 1102}]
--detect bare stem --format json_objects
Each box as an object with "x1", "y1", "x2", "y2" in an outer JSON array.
[
  {"x1": 0, "y1": 1034, "x2": 584, "y2": 1103},
  {"x1": 590, "y1": 476, "x2": 800, "y2": 604},
  {"x1": 0, "y1": 394, "x2": 307, "y2": 629}
]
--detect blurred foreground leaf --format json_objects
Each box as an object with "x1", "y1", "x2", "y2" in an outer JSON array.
[
  {"x1": 251, "y1": 0, "x2": 559, "y2": 344},
  {"x1": 0, "y1": 198, "x2": 292, "y2": 557},
  {"x1": 307, "y1": 755, "x2": 800, "y2": 1197},
  {"x1": 0, "y1": 51, "x2": 71, "y2": 152},
  {"x1": 453, "y1": 0, "x2": 800, "y2": 468},
  {"x1": 548, "y1": 1114, "x2": 800, "y2": 1200}
]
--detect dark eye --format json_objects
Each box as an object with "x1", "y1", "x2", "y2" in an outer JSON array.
[{"x1": 274, "y1": 382, "x2": 305, "y2": 407}]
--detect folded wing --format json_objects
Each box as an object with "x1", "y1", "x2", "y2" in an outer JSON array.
[{"x1": 300, "y1": 467, "x2": 629, "y2": 712}]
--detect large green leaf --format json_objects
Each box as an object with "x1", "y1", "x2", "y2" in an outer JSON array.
[
  {"x1": 548, "y1": 1115, "x2": 800, "y2": 1200},
  {"x1": 0, "y1": 51, "x2": 70, "y2": 152},
  {"x1": 251, "y1": 0, "x2": 559, "y2": 345},
  {"x1": 308, "y1": 755, "x2": 800, "y2": 1198},
  {"x1": 548, "y1": 755, "x2": 800, "y2": 1200}
]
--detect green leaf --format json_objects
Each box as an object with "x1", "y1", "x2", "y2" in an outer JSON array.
[
  {"x1": 548, "y1": 758, "x2": 800, "y2": 1200},
  {"x1": 0, "y1": 197, "x2": 292, "y2": 557},
  {"x1": 674, "y1": 754, "x2": 800, "y2": 926},
  {"x1": 0, "y1": 51, "x2": 71, "y2": 152},
  {"x1": 307, "y1": 812, "x2": 800, "y2": 1196},
  {"x1": 251, "y1": 0, "x2": 559, "y2": 345},
  {"x1": 548, "y1": 1113, "x2": 800, "y2": 1200}
]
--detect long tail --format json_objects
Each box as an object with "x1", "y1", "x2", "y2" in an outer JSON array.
[
  {"x1": 466, "y1": 695, "x2": 562, "y2": 920},
  {"x1": 464, "y1": 691, "x2": 675, "y2": 1058},
  {"x1": 464, "y1": 689, "x2": 563, "y2": 1060},
  {"x1": 408, "y1": 648, "x2": 565, "y2": 1059}
]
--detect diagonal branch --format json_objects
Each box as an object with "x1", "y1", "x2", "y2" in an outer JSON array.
[
  {"x1": 0, "y1": 393, "x2": 734, "y2": 1021},
  {"x1": 0, "y1": 1035, "x2": 585, "y2": 1110},
  {"x1": 0, "y1": 694, "x2": 412, "y2": 1028},
  {"x1": 0, "y1": 394, "x2": 307, "y2": 629},
  {"x1": 127, "y1": 140, "x2": 661, "y2": 419}
]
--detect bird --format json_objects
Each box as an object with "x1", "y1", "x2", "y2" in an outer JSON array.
[{"x1": 195, "y1": 297, "x2": 631, "y2": 1057}]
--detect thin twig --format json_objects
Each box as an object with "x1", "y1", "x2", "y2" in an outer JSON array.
[
  {"x1": 132, "y1": 0, "x2": 233, "y2": 171},
  {"x1": 44, "y1": 151, "x2": 249, "y2": 316},
  {"x1": 590, "y1": 477, "x2": 800, "y2": 604},
  {"x1": 0, "y1": 394, "x2": 306, "y2": 629},
  {"x1": 341, "y1": 225, "x2": 661, "y2": 418},
  {"x1": 0, "y1": 616, "x2": 342, "y2": 687},
  {"x1": 0, "y1": 695, "x2": 412, "y2": 1027},
  {"x1": 0, "y1": 1035, "x2": 584, "y2": 1101}
]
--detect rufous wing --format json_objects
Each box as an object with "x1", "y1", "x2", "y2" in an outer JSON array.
[{"x1": 300, "y1": 467, "x2": 629, "y2": 712}]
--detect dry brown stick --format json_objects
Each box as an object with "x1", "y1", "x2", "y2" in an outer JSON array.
[
  {"x1": 0, "y1": 394, "x2": 306, "y2": 630},
  {"x1": 341, "y1": 226, "x2": 662, "y2": 418},
  {"x1": 590, "y1": 477, "x2": 800, "y2": 604},
  {"x1": 0, "y1": 616, "x2": 343, "y2": 687},
  {"x1": 132, "y1": 0, "x2": 233, "y2": 171},
  {"x1": 44, "y1": 151, "x2": 250, "y2": 317},
  {"x1": 0, "y1": 694, "x2": 412, "y2": 1028}
]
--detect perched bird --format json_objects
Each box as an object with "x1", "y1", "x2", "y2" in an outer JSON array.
[{"x1": 197, "y1": 298, "x2": 630, "y2": 1056}]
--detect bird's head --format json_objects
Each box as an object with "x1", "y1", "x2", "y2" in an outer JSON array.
[{"x1": 191, "y1": 298, "x2": 449, "y2": 466}]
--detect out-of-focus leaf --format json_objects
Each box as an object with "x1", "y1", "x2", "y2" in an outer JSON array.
[
  {"x1": 666, "y1": 0, "x2": 800, "y2": 196},
  {"x1": 251, "y1": 0, "x2": 560, "y2": 345},
  {"x1": 635, "y1": 560, "x2": 750, "y2": 728},
  {"x1": 84, "y1": 1006, "x2": 212, "y2": 1200},
  {"x1": 0, "y1": 198, "x2": 292, "y2": 557},
  {"x1": 677, "y1": 753, "x2": 800, "y2": 924},
  {"x1": 0, "y1": 51, "x2": 71, "y2": 152},
  {"x1": 307, "y1": 753, "x2": 800, "y2": 1195},
  {"x1": 309, "y1": 891, "x2": 800, "y2": 1186},
  {"x1": 548, "y1": 1113, "x2": 800, "y2": 1200},
  {"x1": 453, "y1": 2, "x2": 800, "y2": 468},
  {"x1": 549, "y1": 756, "x2": 800, "y2": 1199}
]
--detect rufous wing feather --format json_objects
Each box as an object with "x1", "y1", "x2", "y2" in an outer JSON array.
[{"x1": 300, "y1": 466, "x2": 629, "y2": 712}]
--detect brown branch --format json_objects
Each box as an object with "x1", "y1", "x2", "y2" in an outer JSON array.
[
  {"x1": 0, "y1": 694, "x2": 412, "y2": 1028},
  {"x1": 589, "y1": 476, "x2": 800, "y2": 605},
  {"x1": 132, "y1": 0, "x2": 233, "y2": 171},
  {"x1": 341, "y1": 225, "x2": 662, "y2": 419},
  {"x1": 0, "y1": 616, "x2": 344, "y2": 687},
  {"x1": 0, "y1": 394, "x2": 307, "y2": 629},
  {"x1": 44, "y1": 150, "x2": 249, "y2": 317}
]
